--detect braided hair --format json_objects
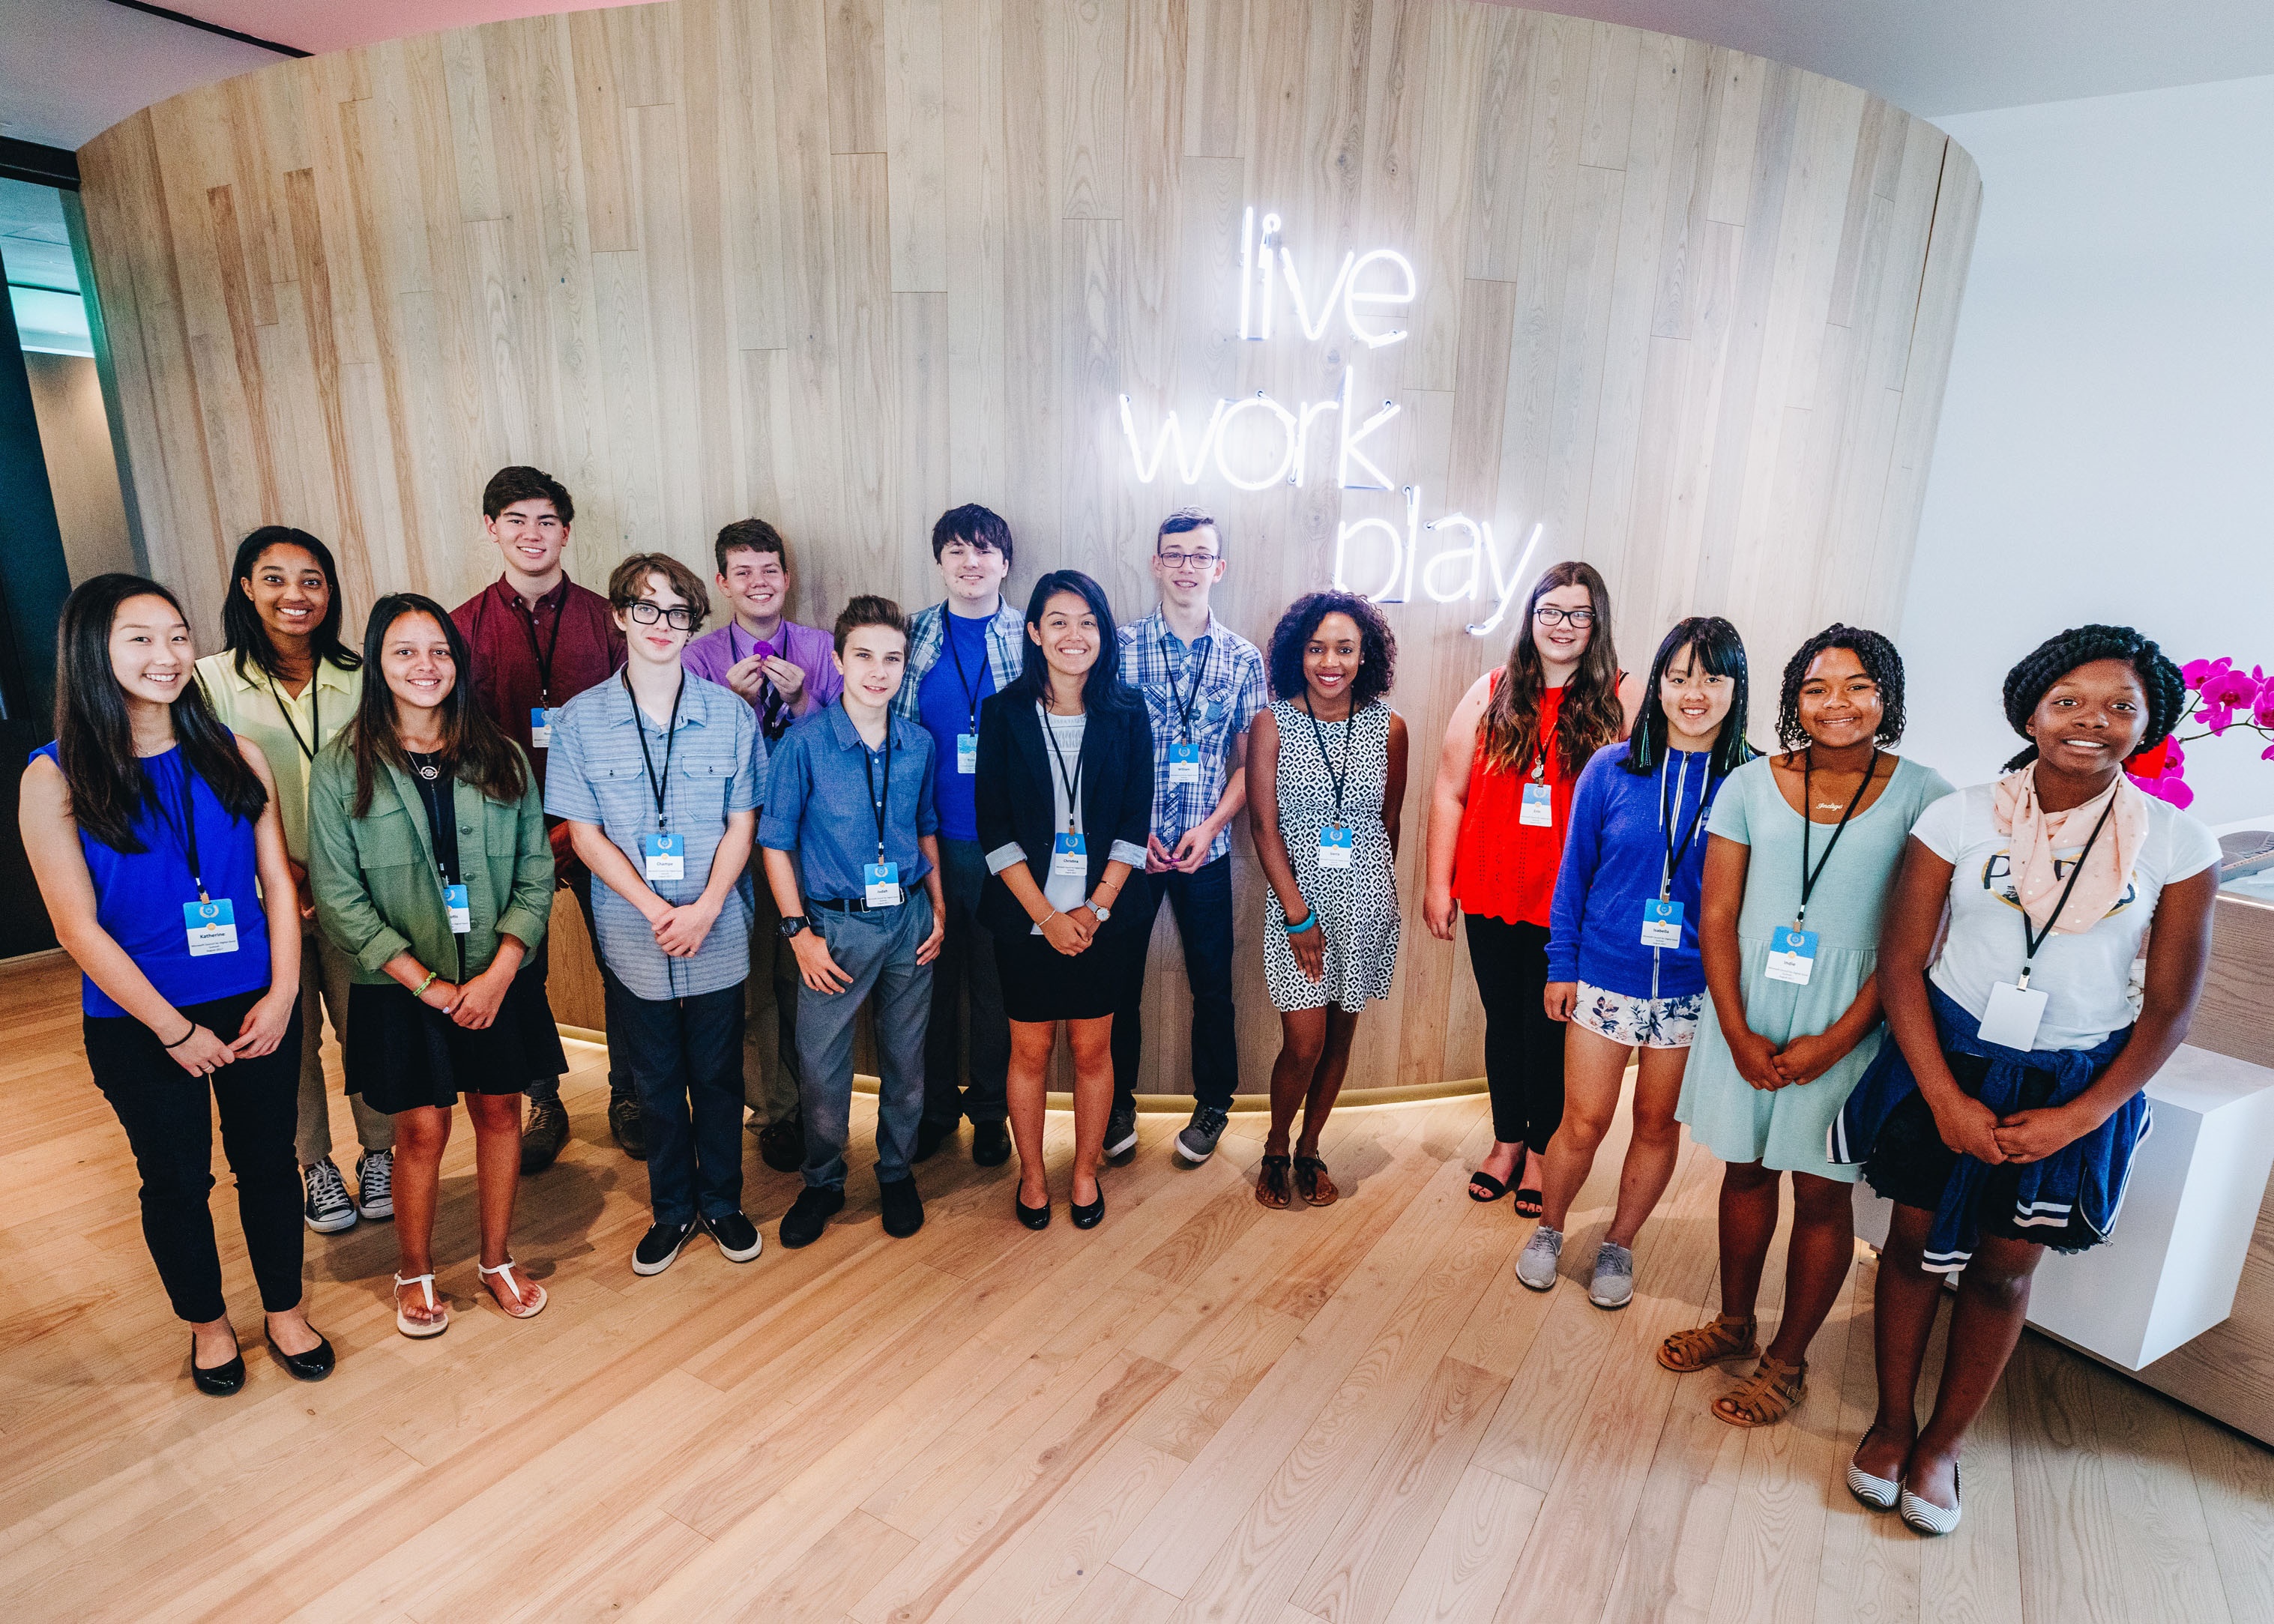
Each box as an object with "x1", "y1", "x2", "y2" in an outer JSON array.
[
  {"x1": 1774, "y1": 624, "x2": 1906, "y2": 752},
  {"x1": 1999, "y1": 624, "x2": 2187, "y2": 771}
]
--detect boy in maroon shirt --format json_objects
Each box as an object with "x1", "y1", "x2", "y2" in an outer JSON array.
[{"x1": 450, "y1": 466, "x2": 630, "y2": 1170}]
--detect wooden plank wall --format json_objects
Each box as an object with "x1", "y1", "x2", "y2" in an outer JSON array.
[{"x1": 74, "y1": 0, "x2": 1981, "y2": 1093}]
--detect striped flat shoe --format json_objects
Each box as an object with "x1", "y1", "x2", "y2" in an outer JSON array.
[
  {"x1": 1846, "y1": 1455, "x2": 1899, "y2": 1511},
  {"x1": 1898, "y1": 1464, "x2": 1961, "y2": 1536}
]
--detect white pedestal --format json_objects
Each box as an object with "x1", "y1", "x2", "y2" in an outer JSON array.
[{"x1": 1854, "y1": 1042, "x2": 2274, "y2": 1371}]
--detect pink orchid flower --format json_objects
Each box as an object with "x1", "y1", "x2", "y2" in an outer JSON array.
[{"x1": 2200, "y1": 664, "x2": 2262, "y2": 711}]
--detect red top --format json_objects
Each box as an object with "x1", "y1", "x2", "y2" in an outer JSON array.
[
  {"x1": 1451, "y1": 677, "x2": 1581, "y2": 927},
  {"x1": 450, "y1": 576, "x2": 626, "y2": 789}
]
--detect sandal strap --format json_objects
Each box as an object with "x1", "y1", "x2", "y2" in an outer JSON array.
[
  {"x1": 1720, "y1": 1356, "x2": 1807, "y2": 1422},
  {"x1": 1660, "y1": 1314, "x2": 1758, "y2": 1367},
  {"x1": 393, "y1": 1272, "x2": 437, "y2": 1309}
]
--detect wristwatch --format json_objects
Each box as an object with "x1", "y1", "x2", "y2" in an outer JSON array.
[
  {"x1": 1087, "y1": 901, "x2": 1112, "y2": 923},
  {"x1": 778, "y1": 915, "x2": 809, "y2": 939}
]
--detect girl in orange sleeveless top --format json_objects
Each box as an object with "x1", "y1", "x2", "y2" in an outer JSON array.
[{"x1": 1423, "y1": 563, "x2": 1642, "y2": 1214}]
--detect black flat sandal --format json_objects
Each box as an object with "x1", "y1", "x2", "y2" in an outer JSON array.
[
  {"x1": 1255, "y1": 1154, "x2": 1292, "y2": 1210},
  {"x1": 1512, "y1": 1188, "x2": 1545, "y2": 1219},
  {"x1": 1468, "y1": 1171, "x2": 1509, "y2": 1203}
]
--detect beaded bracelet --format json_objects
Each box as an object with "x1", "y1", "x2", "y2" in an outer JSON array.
[{"x1": 410, "y1": 969, "x2": 439, "y2": 1000}]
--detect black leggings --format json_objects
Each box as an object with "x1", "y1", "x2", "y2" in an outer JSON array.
[
  {"x1": 1465, "y1": 916, "x2": 1563, "y2": 1154},
  {"x1": 85, "y1": 988, "x2": 306, "y2": 1323}
]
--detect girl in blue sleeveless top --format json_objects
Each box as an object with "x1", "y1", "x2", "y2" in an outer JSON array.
[{"x1": 20, "y1": 575, "x2": 328, "y2": 1395}]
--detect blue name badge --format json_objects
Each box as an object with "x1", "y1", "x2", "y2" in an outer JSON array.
[
  {"x1": 1639, "y1": 898, "x2": 1683, "y2": 947},
  {"x1": 1317, "y1": 824, "x2": 1355, "y2": 869},
  {"x1": 443, "y1": 883, "x2": 471, "y2": 935},
  {"x1": 956, "y1": 731, "x2": 978, "y2": 774},
  {"x1": 1764, "y1": 926, "x2": 1819, "y2": 985},
  {"x1": 528, "y1": 706, "x2": 554, "y2": 749},
  {"x1": 1051, "y1": 831, "x2": 1088, "y2": 876},
  {"x1": 183, "y1": 898, "x2": 239, "y2": 957},
  {"x1": 863, "y1": 861, "x2": 904, "y2": 908},
  {"x1": 643, "y1": 831, "x2": 685, "y2": 882},
  {"x1": 1168, "y1": 741, "x2": 1202, "y2": 785},
  {"x1": 1519, "y1": 781, "x2": 1553, "y2": 827}
]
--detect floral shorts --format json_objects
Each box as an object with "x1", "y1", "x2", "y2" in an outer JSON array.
[{"x1": 1573, "y1": 981, "x2": 1702, "y2": 1049}]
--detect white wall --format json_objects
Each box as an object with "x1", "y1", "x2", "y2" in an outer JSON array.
[{"x1": 1901, "y1": 74, "x2": 2274, "y2": 827}]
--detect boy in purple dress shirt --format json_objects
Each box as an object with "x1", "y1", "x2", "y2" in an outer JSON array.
[{"x1": 681, "y1": 520, "x2": 842, "y2": 1173}]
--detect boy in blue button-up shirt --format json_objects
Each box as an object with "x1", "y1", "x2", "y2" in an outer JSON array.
[
  {"x1": 762, "y1": 596, "x2": 945, "y2": 1251},
  {"x1": 546, "y1": 554, "x2": 764, "y2": 1279}
]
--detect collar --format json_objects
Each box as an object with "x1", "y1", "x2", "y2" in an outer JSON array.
[
  {"x1": 489, "y1": 574, "x2": 572, "y2": 615},
  {"x1": 600, "y1": 670, "x2": 713, "y2": 730},
  {"x1": 825, "y1": 699, "x2": 904, "y2": 752},
  {"x1": 1141, "y1": 607, "x2": 1224, "y2": 654},
  {"x1": 217, "y1": 652, "x2": 359, "y2": 695}
]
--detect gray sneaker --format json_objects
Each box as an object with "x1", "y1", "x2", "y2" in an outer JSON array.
[
  {"x1": 1104, "y1": 1099, "x2": 1139, "y2": 1165},
  {"x1": 1515, "y1": 1225, "x2": 1562, "y2": 1292},
  {"x1": 1589, "y1": 1241, "x2": 1635, "y2": 1309},
  {"x1": 1175, "y1": 1105, "x2": 1231, "y2": 1164}
]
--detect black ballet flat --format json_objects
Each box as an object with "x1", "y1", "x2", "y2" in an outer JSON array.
[
  {"x1": 265, "y1": 1326, "x2": 337, "y2": 1382},
  {"x1": 190, "y1": 1330, "x2": 245, "y2": 1397},
  {"x1": 1070, "y1": 1188, "x2": 1105, "y2": 1230},
  {"x1": 1015, "y1": 1192, "x2": 1052, "y2": 1231}
]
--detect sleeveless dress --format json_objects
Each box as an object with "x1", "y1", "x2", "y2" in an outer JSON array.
[{"x1": 1263, "y1": 698, "x2": 1399, "y2": 1013}]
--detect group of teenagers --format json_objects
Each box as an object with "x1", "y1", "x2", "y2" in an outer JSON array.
[{"x1": 25, "y1": 462, "x2": 2220, "y2": 1542}]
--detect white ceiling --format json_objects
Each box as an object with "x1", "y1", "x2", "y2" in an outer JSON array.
[{"x1": 5, "y1": 0, "x2": 2274, "y2": 152}]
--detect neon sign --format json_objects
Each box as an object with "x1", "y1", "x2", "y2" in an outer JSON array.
[{"x1": 1116, "y1": 207, "x2": 1540, "y2": 633}]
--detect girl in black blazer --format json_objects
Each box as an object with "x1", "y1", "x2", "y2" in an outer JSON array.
[{"x1": 976, "y1": 570, "x2": 1153, "y2": 1231}]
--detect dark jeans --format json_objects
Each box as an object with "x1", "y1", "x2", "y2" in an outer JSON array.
[
  {"x1": 528, "y1": 863, "x2": 632, "y2": 1102},
  {"x1": 1112, "y1": 857, "x2": 1235, "y2": 1113},
  {"x1": 1466, "y1": 915, "x2": 1563, "y2": 1153},
  {"x1": 85, "y1": 988, "x2": 306, "y2": 1323},
  {"x1": 923, "y1": 838, "x2": 1009, "y2": 1127},
  {"x1": 613, "y1": 978, "x2": 747, "y2": 1225}
]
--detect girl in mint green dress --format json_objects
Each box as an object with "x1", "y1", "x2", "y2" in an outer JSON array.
[{"x1": 1661, "y1": 626, "x2": 1952, "y2": 1429}]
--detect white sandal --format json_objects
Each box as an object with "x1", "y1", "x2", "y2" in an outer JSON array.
[
  {"x1": 393, "y1": 1273, "x2": 449, "y2": 1338},
  {"x1": 478, "y1": 1258, "x2": 547, "y2": 1320}
]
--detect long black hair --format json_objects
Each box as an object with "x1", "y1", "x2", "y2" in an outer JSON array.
[
  {"x1": 1624, "y1": 616, "x2": 1755, "y2": 778},
  {"x1": 1267, "y1": 591, "x2": 1397, "y2": 707},
  {"x1": 2000, "y1": 624, "x2": 2187, "y2": 771},
  {"x1": 344, "y1": 593, "x2": 528, "y2": 816},
  {"x1": 1002, "y1": 570, "x2": 1136, "y2": 709},
  {"x1": 53, "y1": 574, "x2": 267, "y2": 852},
  {"x1": 221, "y1": 526, "x2": 361, "y2": 682},
  {"x1": 1774, "y1": 623, "x2": 1907, "y2": 752}
]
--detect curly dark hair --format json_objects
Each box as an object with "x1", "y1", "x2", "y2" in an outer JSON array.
[
  {"x1": 1774, "y1": 623, "x2": 1906, "y2": 752},
  {"x1": 1999, "y1": 624, "x2": 2187, "y2": 771},
  {"x1": 1267, "y1": 592, "x2": 1396, "y2": 708}
]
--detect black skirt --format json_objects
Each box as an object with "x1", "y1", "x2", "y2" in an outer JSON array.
[
  {"x1": 346, "y1": 962, "x2": 568, "y2": 1113},
  {"x1": 996, "y1": 927, "x2": 1140, "y2": 1024}
]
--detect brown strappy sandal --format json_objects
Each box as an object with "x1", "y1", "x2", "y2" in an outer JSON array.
[
  {"x1": 1712, "y1": 1355, "x2": 1806, "y2": 1428},
  {"x1": 1656, "y1": 1313, "x2": 1761, "y2": 1374},
  {"x1": 1292, "y1": 1155, "x2": 1338, "y2": 1207},
  {"x1": 1255, "y1": 1154, "x2": 1293, "y2": 1210}
]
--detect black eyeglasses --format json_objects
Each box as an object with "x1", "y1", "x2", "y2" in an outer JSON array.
[
  {"x1": 1156, "y1": 549, "x2": 1220, "y2": 570},
  {"x1": 1534, "y1": 606, "x2": 1596, "y2": 629},
  {"x1": 625, "y1": 601, "x2": 696, "y2": 630}
]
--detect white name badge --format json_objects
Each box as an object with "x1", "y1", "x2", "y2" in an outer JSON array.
[
  {"x1": 1317, "y1": 825, "x2": 1355, "y2": 869},
  {"x1": 1764, "y1": 926, "x2": 1819, "y2": 985},
  {"x1": 863, "y1": 862, "x2": 904, "y2": 908},
  {"x1": 1519, "y1": 781, "x2": 1554, "y2": 827},
  {"x1": 528, "y1": 706, "x2": 553, "y2": 749},
  {"x1": 644, "y1": 831, "x2": 685, "y2": 882},
  {"x1": 1168, "y1": 742, "x2": 1202, "y2": 785},
  {"x1": 1977, "y1": 980, "x2": 2049, "y2": 1051},
  {"x1": 443, "y1": 884, "x2": 471, "y2": 935},
  {"x1": 1052, "y1": 831, "x2": 1088, "y2": 875},
  {"x1": 183, "y1": 899, "x2": 240, "y2": 957},
  {"x1": 1639, "y1": 898, "x2": 1683, "y2": 947},
  {"x1": 956, "y1": 731, "x2": 978, "y2": 774}
]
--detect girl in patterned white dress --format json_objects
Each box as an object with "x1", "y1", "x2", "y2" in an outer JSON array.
[{"x1": 1246, "y1": 593, "x2": 1408, "y2": 1210}]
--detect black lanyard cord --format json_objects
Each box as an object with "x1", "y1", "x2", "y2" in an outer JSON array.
[
  {"x1": 1040, "y1": 700, "x2": 1084, "y2": 833},
  {"x1": 1658, "y1": 750, "x2": 1710, "y2": 901},
  {"x1": 2018, "y1": 793, "x2": 2117, "y2": 987},
  {"x1": 1301, "y1": 693, "x2": 1354, "y2": 825},
  {"x1": 267, "y1": 670, "x2": 320, "y2": 761},
  {"x1": 626, "y1": 671, "x2": 685, "y2": 829},
  {"x1": 944, "y1": 616, "x2": 988, "y2": 731},
  {"x1": 517, "y1": 586, "x2": 568, "y2": 705},
  {"x1": 1171, "y1": 635, "x2": 1212, "y2": 742},
  {"x1": 861, "y1": 725, "x2": 895, "y2": 862},
  {"x1": 1796, "y1": 746, "x2": 1880, "y2": 927},
  {"x1": 155, "y1": 763, "x2": 208, "y2": 902}
]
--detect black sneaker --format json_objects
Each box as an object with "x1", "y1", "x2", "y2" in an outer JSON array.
[
  {"x1": 912, "y1": 1117, "x2": 955, "y2": 1164},
  {"x1": 756, "y1": 1114, "x2": 803, "y2": 1174},
  {"x1": 1104, "y1": 1099, "x2": 1138, "y2": 1165},
  {"x1": 301, "y1": 1158, "x2": 356, "y2": 1234},
  {"x1": 708, "y1": 1210, "x2": 764, "y2": 1263},
  {"x1": 355, "y1": 1148, "x2": 395, "y2": 1219},
  {"x1": 779, "y1": 1185, "x2": 845, "y2": 1249},
  {"x1": 971, "y1": 1120, "x2": 1012, "y2": 1167},
  {"x1": 520, "y1": 1093, "x2": 570, "y2": 1173},
  {"x1": 632, "y1": 1219, "x2": 698, "y2": 1276},
  {"x1": 609, "y1": 1091, "x2": 647, "y2": 1160},
  {"x1": 880, "y1": 1177, "x2": 925, "y2": 1239},
  {"x1": 1174, "y1": 1105, "x2": 1231, "y2": 1165}
]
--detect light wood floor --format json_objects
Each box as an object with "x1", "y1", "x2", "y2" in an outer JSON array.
[{"x1": 3, "y1": 953, "x2": 2270, "y2": 1624}]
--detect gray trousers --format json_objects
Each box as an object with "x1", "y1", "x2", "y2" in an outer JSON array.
[
  {"x1": 795, "y1": 890, "x2": 934, "y2": 1191},
  {"x1": 295, "y1": 927, "x2": 393, "y2": 1165}
]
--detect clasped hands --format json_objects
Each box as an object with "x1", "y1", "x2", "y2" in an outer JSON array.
[
  {"x1": 1727, "y1": 1027, "x2": 1848, "y2": 1092},
  {"x1": 1929, "y1": 1090, "x2": 2095, "y2": 1167}
]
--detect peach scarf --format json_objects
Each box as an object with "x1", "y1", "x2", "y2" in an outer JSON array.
[{"x1": 1991, "y1": 764, "x2": 2150, "y2": 935}]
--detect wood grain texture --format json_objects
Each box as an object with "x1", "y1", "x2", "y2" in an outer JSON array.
[{"x1": 76, "y1": 0, "x2": 1979, "y2": 1097}]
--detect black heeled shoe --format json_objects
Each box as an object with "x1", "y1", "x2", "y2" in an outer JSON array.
[
  {"x1": 265, "y1": 1324, "x2": 337, "y2": 1381},
  {"x1": 190, "y1": 1328, "x2": 245, "y2": 1397},
  {"x1": 1070, "y1": 1183, "x2": 1105, "y2": 1230},
  {"x1": 1015, "y1": 1190, "x2": 1052, "y2": 1230}
]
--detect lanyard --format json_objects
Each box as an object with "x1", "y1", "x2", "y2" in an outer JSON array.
[
  {"x1": 1040, "y1": 701, "x2": 1083, "y2": 833},
  {"x1": 154, "y1": 762, "x2": 210, "y2": 902},
  {"x1": 267, "y1": 671, "x2": 319, "y2": 761},
  {"x1": 516, "y1": 585, "x2": 567, "y2": 706},
  {"x1": 407, "y1": 753, "x2": 459, "y2": 887},
  {"x1": 1170, "y1": 633, "x2": 1212, "y2": 743},
  {"x1": 1302, "y1": 693, "x2": 1353, "y2": 825},
  {"x1": 626, "y1": 670, "x2": 685, "y2": 829},
  {"x1": 944, "y1": 615, "x2": 988, "y2": 731},
  {"x1": 2016, "y1": 793, "x2": 2117, "y2": 988},
  {"x1": 1795, "y1": 746, "x2": 1880, "y2": 927},
  {"x1": 1657, "y1": 750, "x2": 1709, "y2": 902},
  {"x1": 861, "y1": 725, "x2": 895, "y2": 862}
]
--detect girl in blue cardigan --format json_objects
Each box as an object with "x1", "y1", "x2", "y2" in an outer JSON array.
[{"x1": 1517, "y1": 618, "x2": 1754, "y2": 1308}]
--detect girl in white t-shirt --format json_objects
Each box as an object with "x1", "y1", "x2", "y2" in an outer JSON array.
[{"x1": 1841, "y1": 627, "x2": 2218, "y2": 1536}]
